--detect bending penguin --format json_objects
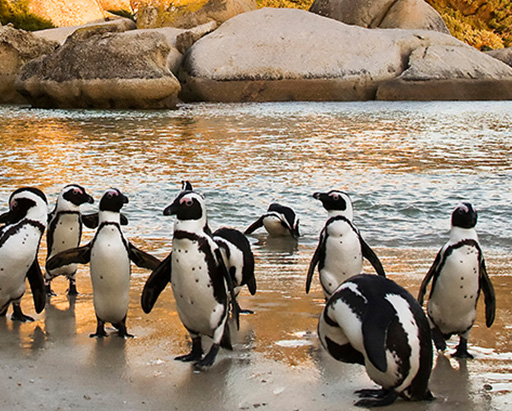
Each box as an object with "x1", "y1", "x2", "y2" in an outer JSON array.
[
  {"x1": 47, "y1": 188, "x2": 160, "y2": 338},
  {"x1": 417, "y1": 202, "x2": 495, "y2": 359},
  {"x1": 45, "y1": 184, "x2": 94, "y2": 296},
  {"x1": 318, "y1": 274, "x2": 434, "y2": 407},
  {"x1": 306, "y1": 190, "x2": 385, "y2": 299},
  {"x1": 141, "y1": 186, "x2": 240, "y2": 367},
  {"x1": 213, "y1": 227, "x2": 256, "y2": 313},
  {"x1": 244, "y1": 203, "x2": 300, "y2": 239},
  {"x1": 0, "y1": 187, "x2": 47, "y2": 321}
]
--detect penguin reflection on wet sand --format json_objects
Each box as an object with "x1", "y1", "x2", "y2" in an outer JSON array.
[
  {"x1": 45, "y1": 184, "x2": 94, "y2": 296},
  {"x1": 47, "y1": 189, "x2": 160, "y2": 338},
  {"x1": 418, "y1": 202, "x2": 495, "y2": 359},
  {"x1": 244, "y1": 203, "x2": 300, "y2": 239},
  {"x1": 141, "y1": 187, "x2": 240, "y2": 368},
  {"x1": 318, "y1": 274, "x2": 434, "y2": 408},
  {"x1": 306, "y1": 190, "x2": 385, "y2": 299},
  {"x1": 0, "y1": 187, "x2": 47, "y2": 322}
]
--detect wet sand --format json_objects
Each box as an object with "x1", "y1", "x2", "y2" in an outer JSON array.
[{"x1": 0, "y1": 243, "x2": 511, "y2": 411}]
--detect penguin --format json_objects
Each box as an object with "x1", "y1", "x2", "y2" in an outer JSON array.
[
  {"x1": 46, "y1": 188, "x2": 160, "y2": 338},
  {"x1": 318, "y1": 274, "x2": 434, "y2": 407},
  {"x1": 306, "y1": 190, "x2": 385, "y2": 299},
  {"x1": 0, "y1": 187, "x2": 47, "y2": 322},
  {"x1": 213, "y1": 227, "x2": 256, "y2": 313},
  {"x1": 141, "y1": 187, "x2": 240, "y2": 367},
  {"x1": 417, "y1": 202, "x2": 495, "y2": 359},
  {"x1": 45, "y1": 184, "x2": 94, "y2": 296},
  {"x1": 244, "y1": 203, "x2": 300, "y2": 239}
]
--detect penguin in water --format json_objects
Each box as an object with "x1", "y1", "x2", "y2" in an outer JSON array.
[
  {"x1": 141, "y1": 186, "x2": 240, "y2": 368},
  {"x1": 45, "y1": 184, "x2": 94, "y2": 296},
  {"x1": 306, "y1": 190, "x2": 385, "y2": 299},
  {"x1": 47, "y1": 188, "x2": 160, "y2": 338},
  {"x1": 417, "y1": 202, "x2": 495, "y2": 359},
  {"x1": 213, "y1": 227, "x2": 256, "y2": 313},
  {"x1": 244, "y1": 203, "x2": 300, "y2": 239},
  {"x1": 0, "y1": 187, "x2": 47, "y2": 321},
  {"x1": 318, "y1": 274, "x2": 434, "y2": 407}
]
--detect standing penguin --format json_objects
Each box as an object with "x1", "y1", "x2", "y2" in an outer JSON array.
[
  {"x1": 213, "y1": 227, "x2": 256, "y2": 313},
  {"x1": 244, "y1": 203, "x2": 300, "y2": 239},
  {"x1": 141, "y1": 188, "x2": 239, "y2": 367},
  {"x1": 0, "y1": 187, "x2": 47, "y2": 321},
  {"x1": 318, "y1": 274, "x2": 434, "y2": 407},
  {"x1": 47, "y1": 188, "x2": 160, "y2": 338},
  {"x1": 417, "y1": 202, "x2": 495, "y2": 359},
  {"x1": 306, "y1": 190, "x2": 385, "y2": 299},
  {"x1": 45, "y1": 184, "x2": 94, "y2": 296}
]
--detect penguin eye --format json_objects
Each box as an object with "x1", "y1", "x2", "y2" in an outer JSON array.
[
  {"x1": 185, "y1": 199, "x2": 193, "y2": 207},
  {"x1": 10, "y1": 200, "x2": 17, "y2": 209},
  {"x1": 331, "y1": 194, "x2": 340, "y2": 201},
  {"x1": 73, "y1": 188, "x2": 82, "y2": 195}
]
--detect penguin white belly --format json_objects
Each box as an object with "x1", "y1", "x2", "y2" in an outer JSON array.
[
  {"x1": 48, "y1": 214, "x2": 81, "y2": 277},
  {"x1": 263, "y1": 216, "x2": 289, "y2": 236},
  {"x1": 171, "y1": 238, "x2": 225, "y2": 337},
  {"x1": 428, "y1": 246, "x2": 480, "y2": 334},
  {"x1": 327, "y1": 295, "x2": 365, "y2": 353},
  {"x1": 90, "y1": 228, "x2": 131, "y2": 324},
  {"x1": 0, "y1": 224, "x2": 40, "y2": 306},
  {"x1": 321, "y1": 222, "x2": 363, "y2": 295}
]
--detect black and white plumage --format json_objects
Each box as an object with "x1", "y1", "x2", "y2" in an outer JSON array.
[
  {"x1": 45, "y1": 184, "x2": 94, "y2": 296},
  {"x1": 213, "y1": 227, "x2": 256, "y2": 313},
  {"x1": 0, "y1": 187, "x2": 47, "y2": 322},
  {"x1": 318, "y1": 274, "x2": 434, "y2": 407},
  {"x1": 306, "y1": 190, "x2": 385, "y2": 299},
  {"x1": 417, "y1": 202, "x2": 495, "y2": 359},
  {"x1": 47, "y1": 188, "x2": 160, "y2": 338},
  {"x1": 244, "y1": 203, "x2": 300, "y2": 239},
  {"x1": 141, "y1": 188, "x2": 239, "y2": 368}
]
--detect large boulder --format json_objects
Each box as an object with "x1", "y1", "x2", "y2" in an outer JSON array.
[
  {"x1": 486, "y1": 48, "x2": 512, "y2": 68},
  {"x1": 179, "y1": 8, "x2": 512, "y2": 102},
  {"x1": 16, "y1": 23, "x2": 181, "y2": 109},
  {"x1": 0, "y1": 25, "x2": 58, "y2": 104},
  {"x1": 136, "y1": 0, "x2": 257, "y2": 29},
  {"x1": 309, "y1": 0, "x2": 450, "y2": 33}
]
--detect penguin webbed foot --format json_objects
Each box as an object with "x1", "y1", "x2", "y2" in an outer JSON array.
[
  {"x1": 452, "y1": 337, "x2": 474, "y2": 359},
  {"x1": 67, "y1": 282, "x2": 79, "y2": 296},
  {"x1": 11, "y1": 304, "x2": 35, "y2": 322},
  {"x1": 354, "y1": 388, "x2": 398, "y2": 407},
  {"x1": 431, "y1": 328, "x2": 447, "y2": 352},
  {"x1": 45, "y1": 284, "x2": 57, "y2": 297},
  {"x1": 194, "y1": 344, "x2": 220, "y2": 368},
  {"x1": 175, "y1": 337, "x2": 203, "y2": 363},
  {"x1": 90, "y1": 319, "x2": 108, "y2": 338}
]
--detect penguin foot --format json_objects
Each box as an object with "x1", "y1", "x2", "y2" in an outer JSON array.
[
  {"x1": 431, "y1": 328, "x2": 447, "y2": 352},
  {"x1": 239, "y1": 308, "x2": 255, "y2": 315},
  {"x1": 452, "y1": 337, "x2": 474, "y2": 359},
  {"x1": 45, "y1": 285, "x2": 57, "y2": 297},
  {"x1": 175, "y1": 352, "x2": 203, "y2": 362},
  {"x1": 11, "y1": 304, "x2": 34, "y2": 322},
  {"x1": 176, "y1": 337, "x2": 203, "y2": 362},
  {"x1": 67, "y1": 284, "x2": 79, "y2": 296},
  {"x1": 195, "y1": 344, "x2": 220, "y2": 368},
  {"x1": 354, "y1": 389, "x2": 398, "y2": 408},
  {"x1": 90, "y1": 331, "x2": 108, "y2": 338}
]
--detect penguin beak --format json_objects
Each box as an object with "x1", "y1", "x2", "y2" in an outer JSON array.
[
  {"x1": 86, "y1": 194, "x2": 94, "y2": 204},
  {"x1": 313, "y1": 192, "x2": 327, "y2": 202},
  {"x1": 163, "y1": 199, "x2": 178, "y2": 216},
  {"x1": 0, "y1": 210, "x2": 11, "y2": 224}
]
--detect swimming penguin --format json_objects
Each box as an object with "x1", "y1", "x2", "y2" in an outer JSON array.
[
  {"x1": 46, "y1": 188, "x2": 160, "y2": 338},
  {"x1": 213, "y1": 227, "x2": 256, "y2": 313},
  {"x1": 45, "y1": 184, "x2": 94, "y2": 296},
  {"x1": 417, "y1": 202, "x2": 495, "y2": 359},
  {"x1": 318, "y1": 274, "x2": 434, "y2": 407},
  {"x1": 141, "y1": 187, "x2": 239, "y2": 367},
  {"x1": 306, "y1": 190, "x2": 385, "y2": 299},
  {"x1": 0, "y1": 187, "x2": 47, "y2": 321},
  {"x1": 244, "y1": 203, "x2": 300, "y2": 239}
]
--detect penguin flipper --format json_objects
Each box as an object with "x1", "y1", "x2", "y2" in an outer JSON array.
[
  {"x1": 306, "y1": 232, "x2": 325, "y2": 293},
  {"x1": 215, "y1": 248, "x2": 240, "y2": 330},
  {"x1": 81, "y1": 213, "x2": 99, "y2": 229},
  {"x1": 360, "y1": 238, "x2": 386, "y2": 277},
  {"x1": 362, "y1": 301, "x2": 395, "y2": 373},
  {"x1": 417, "y1": 250, "x2": 442, "y2": 305},
  {"x1": 479, "y1": 259, "x2": 496, "y2": 328},
  {"x1": 141, "y1": 253, "x2": 172, "y2": 314},
  {"x1": 244, "y1": 216, "x2": 264, "y2": 235},
  {"x1": 26, "y1": 259, "x2": 46, "y2": 314},
  {"x1": 128, "y1": 243, "x2": 161, "y2": 270},
  {"x1": 46, "y1": 244, "x2": 92, "y2": 271}
]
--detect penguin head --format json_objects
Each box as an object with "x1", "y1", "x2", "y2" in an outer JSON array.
[
  {"x1": 313, "y1": 190, "x2": 354, "y2": 220},
  {"x1": 59, "y1": 184, "x2": 94, "y2": 209},
  {"x1": 451, "y1": 202, "x2": 477, "y2": 229},
  {"x1": 164, "y1": 190, "x2": 207, "y2": 229},
  {"x1": 0, "y1": 187, "x2": 47, "y2": 225},
  {"x1": 99, "y1": 188, "x2": 128, "y2": 213}
]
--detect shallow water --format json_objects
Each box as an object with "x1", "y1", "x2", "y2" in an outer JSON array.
[{"x1": 0, "y1": 101, "x2": 511, "y2": 410}]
